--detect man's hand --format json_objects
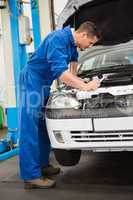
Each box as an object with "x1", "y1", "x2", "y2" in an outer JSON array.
[
  {"x1": 59, "y1": 71, "x2": 101, "y2": 91},
  {"x1": 86, "y1": 79, "x2": 101, "y2": 91}
]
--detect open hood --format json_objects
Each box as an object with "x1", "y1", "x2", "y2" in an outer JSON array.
[{"x1": 57, "y1": 0, "x2": 133, "y2": 45}]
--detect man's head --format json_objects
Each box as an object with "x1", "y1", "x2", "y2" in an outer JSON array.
[{"x1": 73, "y1": 21, "x2": 101, "y2": 50}]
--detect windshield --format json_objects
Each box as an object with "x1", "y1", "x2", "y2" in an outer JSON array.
[{"x1": 78, "y1": 49, "x2": 133, "y2": 73}]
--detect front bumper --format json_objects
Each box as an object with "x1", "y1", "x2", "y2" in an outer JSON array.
[{"x1": 46, "y1": 117, "x2": 133, "y2": 152}]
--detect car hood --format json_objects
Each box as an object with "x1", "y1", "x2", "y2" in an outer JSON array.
[{"x1": 57, "y1": 0, "x2": 133, "y2": 45}]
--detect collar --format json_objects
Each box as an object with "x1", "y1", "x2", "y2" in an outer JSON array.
[{"x1": 64, "y1": 26, "x2": 77, "y2": 47}]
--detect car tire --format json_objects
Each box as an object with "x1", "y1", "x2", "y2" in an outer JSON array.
[{"x1": 54, "y1": 149, "x2": 81, "y2": 166}]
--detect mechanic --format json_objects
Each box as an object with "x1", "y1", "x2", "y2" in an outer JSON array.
[{"x1": 19, "y1": 21, "x2": 101, "y2": 189}]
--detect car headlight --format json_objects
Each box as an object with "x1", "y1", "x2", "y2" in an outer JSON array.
[{"x1": 46, "y1": 92, "x2": 81, "y2": 109}]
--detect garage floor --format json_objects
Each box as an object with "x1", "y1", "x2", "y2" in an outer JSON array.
[{"x1": 1, "y1": 151, "x2": 133, "y2": 200}]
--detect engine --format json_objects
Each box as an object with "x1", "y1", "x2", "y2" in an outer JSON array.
[{"x1": 76, "y1": 85, "x2": 133, "y2": 110}]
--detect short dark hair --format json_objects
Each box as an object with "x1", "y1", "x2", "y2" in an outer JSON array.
[{"x1": 77, "y1": 21, "x2": 101, "y2": 40}]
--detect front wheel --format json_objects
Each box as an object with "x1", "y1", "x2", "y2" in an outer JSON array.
[{"x1": 54, "y1": 149, "x2": 81, "y2": 166}]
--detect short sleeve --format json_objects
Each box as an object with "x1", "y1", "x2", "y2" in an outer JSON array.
[{"x1": 47, "y1": 36, "x2": 69, "y2": 80}]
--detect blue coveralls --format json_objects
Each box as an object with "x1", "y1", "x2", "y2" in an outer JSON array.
[{"x1": 19, "y1": 26, "x2": 78, "y2": 180}]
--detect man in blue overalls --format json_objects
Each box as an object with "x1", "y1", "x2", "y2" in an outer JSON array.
[{"x1": 19, "y1": 21, "x2": 101, "y2": 189}]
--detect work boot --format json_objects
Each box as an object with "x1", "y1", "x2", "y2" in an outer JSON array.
[
  {"x1": 41, "y1": 164, "x2": 61, "y2": 176},
  {"x1": 24, "y1": 178, "x2": 56, "y2": 189}
]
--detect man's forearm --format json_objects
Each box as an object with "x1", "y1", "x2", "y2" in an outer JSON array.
[
  {"x1": 59, "y1": 71, "x2": 88, "y2": 91},
  {"x1": 70, "y1": 62, "x2": 78, "y2": 75}
]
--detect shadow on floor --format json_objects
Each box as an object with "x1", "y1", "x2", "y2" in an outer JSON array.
[{"x1": 58, "y1": 151, "x2": 133, "y2": 185}]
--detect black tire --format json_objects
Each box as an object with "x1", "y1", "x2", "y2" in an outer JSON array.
[{"x1": 54, "y1": 149, "x2": 81, "y2": 166}]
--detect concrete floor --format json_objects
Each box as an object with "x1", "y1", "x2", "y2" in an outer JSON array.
[{"x1": 1, "y1": 151, "x2": 133, "y2": 200}]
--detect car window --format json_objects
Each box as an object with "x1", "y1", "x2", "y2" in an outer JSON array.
[{"x1": 79, "y1": 49, "x2": 133, "y2": 73}]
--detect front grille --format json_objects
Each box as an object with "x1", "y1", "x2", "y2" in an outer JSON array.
[{"x1": 71, "y1": 130, "x2": 133, "y2": 142}]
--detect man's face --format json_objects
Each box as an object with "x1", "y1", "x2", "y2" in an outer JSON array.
[{"x1": 78, "y1": 32, "x2": 98, "y2": 50}]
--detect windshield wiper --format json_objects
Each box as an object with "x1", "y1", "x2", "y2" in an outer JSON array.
[{"x1": 78, "y1": 64, "x2": 133, "y2": 78}]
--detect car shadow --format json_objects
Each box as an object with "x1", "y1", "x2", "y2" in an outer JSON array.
[{"x1": 57, "y1": 151, "x2": 133, "y2": 185}]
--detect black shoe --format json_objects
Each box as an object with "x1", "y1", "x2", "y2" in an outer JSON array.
[
  {"x1": 41, "y1": 164, "x2": 61, "y2": 176},
  {"x1": 24, "y1": 178, "x2": 56, "y2": 189}
]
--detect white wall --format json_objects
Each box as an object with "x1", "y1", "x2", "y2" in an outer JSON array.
[
  {"x1": 0, "y1": 8, "x2": 16, "y2": 108},
  {"x1": 0, "y1": 14, "x2": 5, "y2": 92}
]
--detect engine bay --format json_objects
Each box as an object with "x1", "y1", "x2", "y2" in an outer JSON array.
[
  {"x1": 78, "y1": 65, "x2": 133, "y2": 87},
  {"x1": 77, "y1": 91, "x2": 133, "y2": 110}
]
